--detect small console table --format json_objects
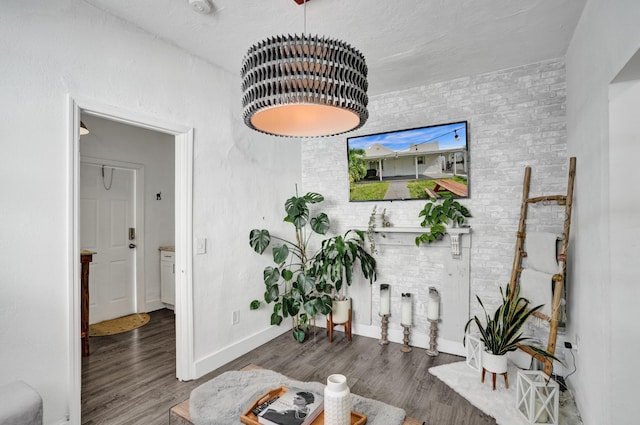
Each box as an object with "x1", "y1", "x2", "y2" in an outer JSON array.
[{"x1": 80, "y1": 250, "x2": 96, "y2": 357}]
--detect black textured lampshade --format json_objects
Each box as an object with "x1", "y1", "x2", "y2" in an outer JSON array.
[{"x1": 241, "y1": 34, "x2": 368, "y2": 137}]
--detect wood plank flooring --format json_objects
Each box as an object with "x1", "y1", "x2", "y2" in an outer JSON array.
[{"x1": 82, "y1": 309, "x2": 495, "y2": 425}]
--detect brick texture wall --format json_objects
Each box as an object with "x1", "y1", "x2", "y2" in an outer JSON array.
[{"x1": 301, "y1": 58, "x2": 568, "y2": 347}]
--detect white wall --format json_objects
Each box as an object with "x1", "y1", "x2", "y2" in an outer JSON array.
[
  {"x1": 302, "y1": 59, "x2": 569, "y2": 350},
  {"x1": 0, "y1": 1, "x2": 300, "y2": 423},
  {"x1": 609, "y1": 78, "x2": 640, "y2": 424},
  {"x1": 565, "y1": 1, "x2": 640, "y2": 424},
  {"x1": 79, "y1": 115, "x2": 175, "y2": 311}
]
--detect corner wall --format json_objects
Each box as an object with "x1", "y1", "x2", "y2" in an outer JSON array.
[
  {"x1": 302, "y1": 59, "x2": 568, "y2": 351},
  {"x1": 565, "y1": 1, "x2": 640, "y2": 423}
]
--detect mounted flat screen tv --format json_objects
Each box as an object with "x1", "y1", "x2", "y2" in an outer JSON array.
[{"x1": 347, "y1": 121, "x2": 469, "y2": 202}]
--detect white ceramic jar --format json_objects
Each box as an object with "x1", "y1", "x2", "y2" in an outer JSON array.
[{"x1": 324, "y1": 374, "x2": 351, "y2": 425}]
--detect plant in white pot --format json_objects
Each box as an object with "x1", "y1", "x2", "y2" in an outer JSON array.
[
  {"x1": 249, "y1": 189, "x2": 377, "y2": 342},
  {"x1": 464, "y1": 285, "x2": 562, "y2": 376},
  {"x1": 310, "y1": 230, "x2": 377, "y2": 325}
]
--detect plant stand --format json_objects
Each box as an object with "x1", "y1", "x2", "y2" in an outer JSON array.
[
  {"x1": 327, "y1": 309, "x2": 352, "y2": 343},
  {"x1": 482, "y1": 368, "x2": 509, "y2": 391},
  {"x1": 425, "y1": 319, "x2": 439, "y2": 356},
  {"x1": 400, "y1": 325, "x2": 412, "y2": 353},
  {"x1": 379, "y1": 314, "x2": 389, "y2": 345}
]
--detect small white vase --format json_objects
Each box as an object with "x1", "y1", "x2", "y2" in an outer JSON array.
[
  {"x1": 482, "y1": 352, "x2": 508, "y2": 374},
  {"x1": 332, "y1": 298, "x2": 351, "y2": 325},
  {"x1": 324, "y1": 374, "x2": 351, "y2": 425}
]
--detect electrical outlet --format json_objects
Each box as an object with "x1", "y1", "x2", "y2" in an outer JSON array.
[
  {"x1": 232, "y1": 310, "x2": 240, "y2": 325},
  {"x1": 564, "y1": 340, "x2": 578, "y2": 352}
]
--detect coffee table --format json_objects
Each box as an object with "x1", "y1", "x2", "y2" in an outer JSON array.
[
  {"x1": 169, "y1": 399, "x2": 422, "y2": 425},
  {"x1": 169, "y1": 365, "x2": 422, "y2": 425}
]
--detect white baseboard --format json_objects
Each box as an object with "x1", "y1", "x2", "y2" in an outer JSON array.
[
  {"x1": 193, "y1": 326, "x2": 289, "y2": 379},
  {"x1": 145, "y1": 299, "x2": 168, "y2": 312},
  {"x1": 193, "y1": 321, "x2": 466, "y2": 381}
]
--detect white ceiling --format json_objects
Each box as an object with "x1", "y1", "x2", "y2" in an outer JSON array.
[{"x1": 83, "y1": 0, "x2": 586, "y2": 96}]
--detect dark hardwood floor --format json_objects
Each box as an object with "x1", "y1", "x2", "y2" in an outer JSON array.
[{"x1": 82, "y1": 309, "x2": 495, "y2": 425}]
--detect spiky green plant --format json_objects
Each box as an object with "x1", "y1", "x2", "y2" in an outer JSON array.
[{"x1": 464, "y1": 285, "x2": 562, "y2": 362}]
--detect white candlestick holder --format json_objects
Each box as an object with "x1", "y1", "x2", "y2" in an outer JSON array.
[
  {"x1": 379, "y1": 314, "x2": 390, "y2": 345},
  {"x1": 425, "y1": 319, "x2": 439, "y2": 356},
  {"x1": 400, "y1": 325, "x2": 412, "y2": 353}
]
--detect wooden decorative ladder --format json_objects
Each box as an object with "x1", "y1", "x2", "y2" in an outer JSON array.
[{"x1": 508, "y1": 157, "x2": 576, "y2": 376}]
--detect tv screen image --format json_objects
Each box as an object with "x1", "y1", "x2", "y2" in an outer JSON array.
[{"x1": 347, "y1": 121, "x2": 469, "y2": 202}]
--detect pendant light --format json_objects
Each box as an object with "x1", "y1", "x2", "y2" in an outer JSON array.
[
  {"x1": 80, "y1": 121, "x2": 90, "y2": 135},
  {"x1": 241, "y1": 0, "x2": 368, "y2": 137}
]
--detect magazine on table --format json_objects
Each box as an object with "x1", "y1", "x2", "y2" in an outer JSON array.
[{"x1": 257, "y1": 387, "x2": 324, "y2": 425}]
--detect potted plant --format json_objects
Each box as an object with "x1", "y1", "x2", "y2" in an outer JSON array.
[
  {"x1": 463, "y1": 285, "x2": 562, "y2": 375},
  {"x1": 311, "y1": 229, "x2": 377, "y2": 324},
  {"x1": 249, "y1": 189, "x2": 376, "y2": 341},
  {"x1": 415, "y1": 198, "x2": 471, "y2": 246},
  {"x1": 366, "y1": 205, "x2": 389, "y2": 255}
]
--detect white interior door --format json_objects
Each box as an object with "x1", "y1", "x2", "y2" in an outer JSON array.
[{"x1": 80, "y1": 163, "x2": 136, "y2": 323}]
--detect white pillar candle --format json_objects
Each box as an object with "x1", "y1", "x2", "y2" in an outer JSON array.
[
  {"x1": 427, "y1": 287, "x2": 440, "y2": 321},
  {"x1": 380, "y1": 284, "x2": 390, "y2": 315},
  {"x1": 401, "y1": 293, "x2": 412, "y2": 326}
]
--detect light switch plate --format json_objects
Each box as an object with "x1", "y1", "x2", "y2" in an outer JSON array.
[{"x1": 196, "y1": 237, "x2": 207, "y2": 254}]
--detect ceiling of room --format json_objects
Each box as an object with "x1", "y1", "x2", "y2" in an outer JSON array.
[{"x1": 83, "y1": 0, "x2": 586, "y2": 96}]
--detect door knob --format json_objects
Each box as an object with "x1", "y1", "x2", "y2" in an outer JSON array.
[{"x1": 129, "y1": 243, "x2": 136, "y2": 249}]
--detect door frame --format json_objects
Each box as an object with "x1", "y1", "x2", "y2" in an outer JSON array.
[
  {"x1": 68, "y1": 95, "x2": 195, "y2": 424},
  {"x1": 80, "y1": 157, "x2": 146, "y2": 317}
]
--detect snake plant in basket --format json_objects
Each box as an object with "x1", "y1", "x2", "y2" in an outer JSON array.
[{"x1": 464, "y1": 285, "x2": 562, "y2": 373}]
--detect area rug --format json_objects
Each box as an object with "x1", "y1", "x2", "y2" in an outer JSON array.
[
  {"x1": 89, "y1": 313, "x2": 150, "y2": 336},
  {"x1": 429, "y1": 361, "x2": 582, "y2": 425},
  {"x1": 189, "y1": 369, "x2": 407, "y2": 425}
]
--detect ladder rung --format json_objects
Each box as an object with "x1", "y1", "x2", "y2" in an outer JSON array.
[
  {"x1": 526, "y1": 195, "x2": 567, "y2": 204},
  {"x1": 517, "y1": 345, "x2": 555, "y2": 366},
  {"x1": 532, "y1": 311, "x2": 551, "y2": 321}
]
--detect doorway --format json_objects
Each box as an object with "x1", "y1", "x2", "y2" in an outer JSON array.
[{"x1": 69, "y1": 96, "x2": 195, "y2": 424}]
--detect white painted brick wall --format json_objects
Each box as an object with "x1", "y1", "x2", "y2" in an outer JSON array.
[{"x1": 302, "y1": 58, "x2": 568, "y2": 346}]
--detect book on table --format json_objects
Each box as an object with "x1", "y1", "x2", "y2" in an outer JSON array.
[{"x1": 257, "y1": 387, "x2": 324, "y2": 425}]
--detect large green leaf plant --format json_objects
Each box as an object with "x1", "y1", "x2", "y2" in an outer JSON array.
[{"x1": 249, "y1": 190, "x2": 376, "y2": 342}]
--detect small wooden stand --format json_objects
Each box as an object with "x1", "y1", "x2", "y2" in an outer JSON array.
[
  {"x1": 379, "y1": 314, "x2": 389, "y2": 345},
  {"x1": 426, "y1": 319, "x2": 439, "y2": 356},
  {"x1": 482, "y1": 368, "x2": 509, "y2": 391},
  {"x1": 327, "y1": 309, "x2": 352, "y2": 342},
  {"x1": 400, "y1": 325, "x2": 412, "y2": 353},
  {"x1": 80, "y1": 250, "x2": 96, "y2": 357}
]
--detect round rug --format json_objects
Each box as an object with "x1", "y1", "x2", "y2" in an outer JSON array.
[{"x1": 89, "y1": 313, "x2": 150, "y2": 336}]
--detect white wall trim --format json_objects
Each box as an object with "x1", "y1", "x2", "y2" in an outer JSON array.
[
  {"x1": 175, "y1": 129, "x2": 195, "y2": 380},
  {"x1": 80, "y1": 156, "x2": 147, "y2": 315},
  {"x1": 194, "y1": 326, "x2": 289, "y2": 378},
  {"x1": 68, "y1": 95, "x2": 195, "y2": 424},
  {"x1": 68, "y1": 97, "x2": 82, "y2": 425}
]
